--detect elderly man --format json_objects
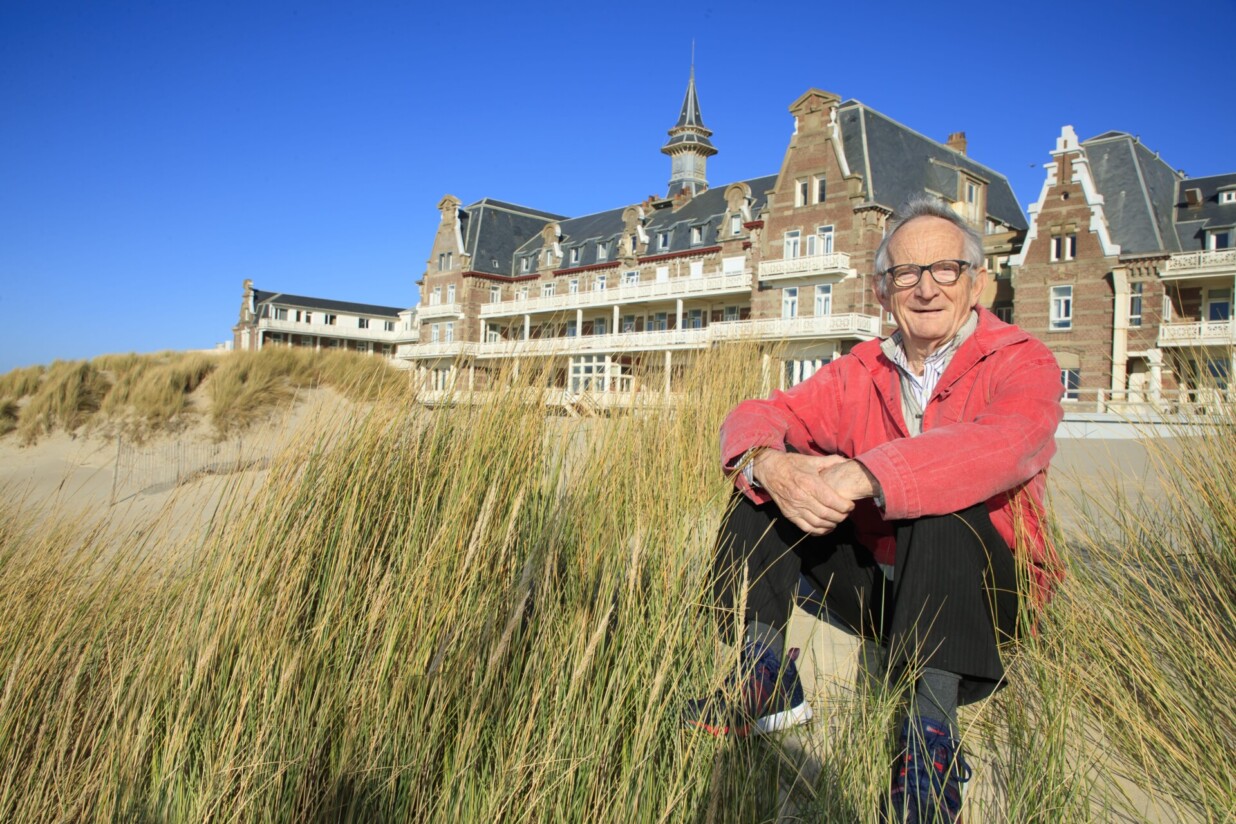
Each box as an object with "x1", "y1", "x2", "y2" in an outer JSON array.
[{"x1": 687, "y1": 196, "x2": 1063, "y2": 822}]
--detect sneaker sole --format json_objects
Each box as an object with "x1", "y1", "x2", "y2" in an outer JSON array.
[{"x1": 753, "y1": 700, "x2": 813, "y2": 734}]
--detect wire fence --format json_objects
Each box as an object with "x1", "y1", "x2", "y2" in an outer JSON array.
[{"x1": 111, "y1": 436, "x2": 270, "y2": 503}]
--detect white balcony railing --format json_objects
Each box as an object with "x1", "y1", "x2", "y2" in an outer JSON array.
[
  {"x1": 258, "y1": 317, "x2": 401, "y2": 342},
  {"x1": 416, "y1": 302, "x2": 463, "y2": 319},
  {"x1": 708, "y1": 313, "x2": 882, "y2": 341},
  {"x1": 1157, "y1": 319, "x2": 1236, "y2": 347},
  {"x1": 758, "y1": 252, "x2": 852, "y2": 281},
  {"x1": 1162, "y1": 249, "x2": 1236, "y2": 280},
  {"x1": 479, "y1": 272, "x2": 752, "y2": 318},
  {"x1": 396, "y1": 341, "x2": 472, "y2": 359},
  {"x1": 399, "y1": 312, "x2": 882, "y2": 360}
]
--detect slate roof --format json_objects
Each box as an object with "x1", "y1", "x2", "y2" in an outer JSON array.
[
  {"x1": 835, "y1": 101, "x2": 1027, "y2": 231},
  {"x1": 1174, "y1": 172, "x2": 1236, "y2": 251},
  {"x1": 1081, "y1": 132, "x2": 1183, "y2": 254},
  {"x1": 509, "y1": 174, "x2": 779, "y2": 271},
  {"x1": 458, "y1": 199, "x2": 568, "y2": 277},
  {"x1": 253, "y1": 290, "x2": 405, "y2": 317}
]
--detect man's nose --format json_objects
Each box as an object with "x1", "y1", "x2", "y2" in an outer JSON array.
[{"x1": 913, "y1": 274, "x2": 940, "y2": 299}]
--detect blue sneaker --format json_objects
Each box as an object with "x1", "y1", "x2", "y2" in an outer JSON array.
[
  {"x1": 683, "y1": 644, "x2": 813, "y2": 736},
  {"x1": 887, "y1": 716, "x2": 972, "y2": 823}
]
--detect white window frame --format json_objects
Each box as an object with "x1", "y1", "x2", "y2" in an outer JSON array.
[
  {"x1": 624, "y1": 270, "x2": 639, "y2": 285},
  {"x1": 324, "y1": 313, "x2": 337, "y2": 326},
  {"x1": 444, "y1": 322, "x2": 454, "y2": 343},
  {"x1": 384, "y1": 320, "x2": 395, "y2": 332},
  {"x1": 446, "y1": 284, "x2": 455, "y2": 303},
  {"x1": 542, "y1": 283, "x2": 555, "y2": 297},
  {"x1": 430, "y1": 287, "x2": 441, "y2": 306},
  {"x1": 1205, "y1": 287, "x2": 1231, "y2": 321},
  {"x1": 490, "y1": 285, "x2": 501, "y2": 304},
  {"x1": 806, "y1": 225, "x2": 834, "y2": 256},
  {"x1": 730, "y1": 214, "x2": 742, "y2": 236},
  {"x1": 782, "y1": 287, "x2": 799, "y2": 320},
  {"x1": 814, "y1": 283, "x2": 832, "y2": 316},
  {"x1": 596, "y1": 241, "x2": 608, "y2": 261},
  {"x1": 686, "y1": 308, "x2": 704, "y2": 329},
  {"x1": 431, "y1": 324, "x2": 440, "y2": 343},
  {"x1": 1209, "y1": 229, "x2": 1232, "y2": 250},
  {"x1": 815, "y1": 175, "x2": 826, "y2": 204},
  {"x1": 273, "y1": 307, "x2": 288, "y2": 321},
  {"x1": 784, "y1": 230, "x2": 801, "y2": 260},
  {"x1": 521, "y1": 257, "x2": 532, "y2": 273},
  {"x1": 594, "y1": 317, "x2": 607, "y2": 336},
  {"x1": 569, "y1": 279, "x2": 579, "y2": 294},
  {"x1": 595, "y1": 274, "x2": 606, "y2": 291},
  {"x1": 1220, "y1": 191, "x2": 1236, "y2": 205},
  {"x1": 723, "y1": 305, "x2": 739, "y2": 322},
  {"x1": 1050, "y1": 285, "x2": 1073, "y2": 330},
  {"x1": 795, "y1": 178, "x2": 808, "y2": 207},
  {"x1": 622, "y1": 314, "x2": 636, "y2": 333},
  {"x1": 1061, "y1": 368, "x2": 1081, "y2": 401},
  {"x1": 657, "y1": 231, "x2": 669, "y2": 250},
  {"x1": 691, "y1": 226, "x2": 703, "y2": 245},
  {"x1": 358, "y1": 317, "x2": 369, "y2": 329},
  {"x1": 570, "y1": 247, "x2": 581, "y2": 265}
]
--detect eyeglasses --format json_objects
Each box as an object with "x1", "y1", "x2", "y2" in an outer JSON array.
[{"x1": 883, "y1": 259, "x2": 971, "y2": 288}]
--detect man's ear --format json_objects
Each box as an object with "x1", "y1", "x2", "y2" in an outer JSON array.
[
  {"x1": 873, "y1": 278, "x2": 891, "y2": 313},
  {"x1": 969, "y1": 266, "x2": 990, "y2": 307}
]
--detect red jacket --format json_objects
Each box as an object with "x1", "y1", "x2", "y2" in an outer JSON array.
[{"x1": 720, "y1": 309, "x2": 1064, "y2": 605}]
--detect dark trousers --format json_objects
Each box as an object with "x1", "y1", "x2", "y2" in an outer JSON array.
[{"x1": 712, "y1": 492, "x2": 1020, "y2": 705}]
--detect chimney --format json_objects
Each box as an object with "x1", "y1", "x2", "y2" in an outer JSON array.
[{"x1": 946, "y1": 131, "x2": 967, "y2": 155}]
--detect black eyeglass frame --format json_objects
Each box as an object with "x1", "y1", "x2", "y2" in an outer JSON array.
[{"x1": 881, "y1": 259, "x2": 972, "y2": 288}]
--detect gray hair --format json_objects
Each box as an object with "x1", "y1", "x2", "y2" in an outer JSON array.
[{"x1": 873, "y1": 196, "x2": 985, "y2": 299}]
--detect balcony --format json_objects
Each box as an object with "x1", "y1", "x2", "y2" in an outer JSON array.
[
  {"x1": 1161, "y1": 249, "x2": 1236, "y2": 281},
  {"x1": 1157, "y1": 319, "x2": 1236, "y2": 348},
  {"x1": 417, "y1": 302, "x2": 463, "y2": 319},
  {"x1": 479, "y1": 272, "x2": 752, "y2": 318},
  {"x1": 396, "y1": 341, "x2": 472, "y2": 359},
  {"x1": 708, "y1": 313, "x2": 882, "y2": 342},
  {"x1": 473, "y1": 328, "x2": 711, "y2": 358},
  {"x1": 398, "y1": 310, "x2": 882, "y2": 362},
  {"x1": 757, "y1": 252, "x2": 853, "y2": 284},
  {"x1": 258, "y1": 317, "x2": 401, "y2": 342}
]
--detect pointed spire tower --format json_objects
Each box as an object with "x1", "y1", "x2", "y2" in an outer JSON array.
[{"x1": 661, "y1": 66, "x2": 717, "y2": 197}]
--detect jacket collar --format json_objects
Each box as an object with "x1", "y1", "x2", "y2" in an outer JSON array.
[{"x1": 853, "y1": 308, "x2": 1030, "y2": 410}]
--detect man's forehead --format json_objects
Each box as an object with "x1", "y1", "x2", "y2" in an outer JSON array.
[{"x1": 889, "y1": 216, "x2": 964, "y2": 250}]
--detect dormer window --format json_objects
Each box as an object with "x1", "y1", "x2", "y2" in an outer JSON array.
[
  {"x1": 570, "y1": 247, "x2": 581, "y2": 265},
  {"x1": 691, "y1": 226, "x2": 703, "y2": 245},
  {"x1": 597, "y1": 241, "x2": 608, "y2": 261},
  {"x1": 657, "y1": 231, "x2": 670, "y2": 250},
  {"x1": 521, "y1": 257, "x2": 532, "y2": 273},
  {"x1": 1221, "y1": 191, "x2": 1236, "y2": 205}
]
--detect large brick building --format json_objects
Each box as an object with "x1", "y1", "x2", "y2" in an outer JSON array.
[
  {"x1": 400, "y1": 78, "x2": 1026, "y2": 400},
  {"x1": 1012, "y1": 126, "x2": 1236, "y2": 406}
]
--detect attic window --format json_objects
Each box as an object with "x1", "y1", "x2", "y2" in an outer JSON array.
[
  {"x1": 657, "y1": 232, "x2": 670, "y2": 250},
  {"x1": 1221, "y1": 191, "x2": 1236, "y2": 205},
  {"x1": 521, "y1": 257, "x2": 532, "y2": 273},
  {"x1": 691, "y1": 226, "x2": 703, "y2": 245},
  {"x1": 597, "y1": 241, "x2": 608, "y2": 261}
]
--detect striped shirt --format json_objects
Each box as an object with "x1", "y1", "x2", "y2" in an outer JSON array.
[{"x1": 881, "y1": 311, "x2": 979, "y2": 437}]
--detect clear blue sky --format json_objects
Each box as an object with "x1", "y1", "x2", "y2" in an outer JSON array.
[{"x1": 2, "y1": 0, "x2": 1232, "y2": 373}]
